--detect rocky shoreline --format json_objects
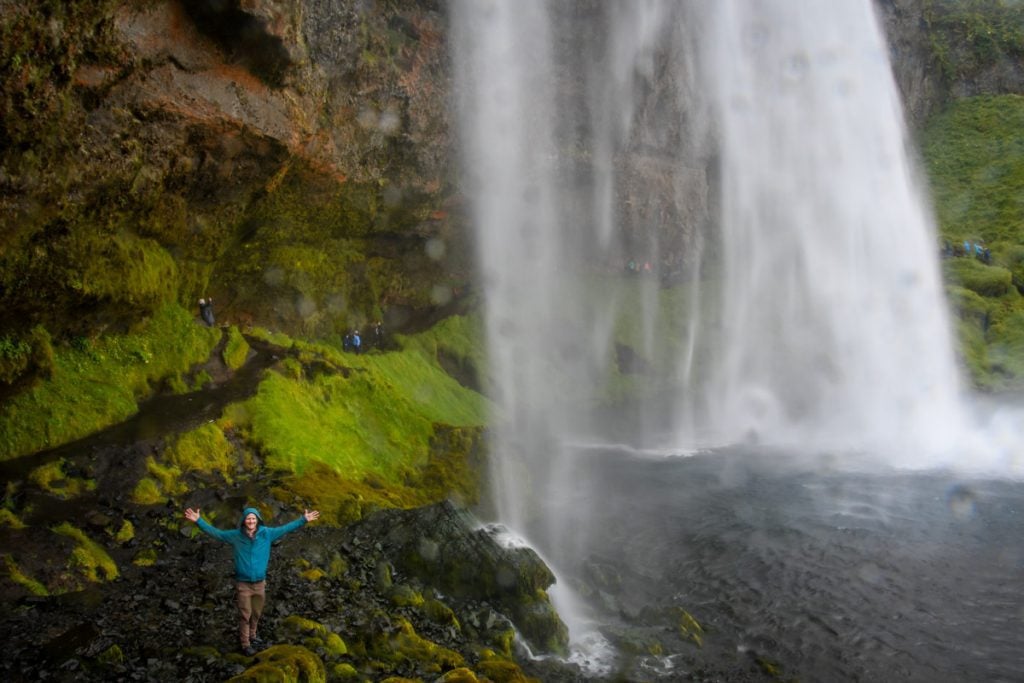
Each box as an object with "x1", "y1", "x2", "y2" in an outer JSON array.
[{"x1": 1, "y1": 499, "x2": 587, "y2": 683}]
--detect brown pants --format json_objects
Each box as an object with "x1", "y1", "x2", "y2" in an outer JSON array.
[{"x1": 235, "y1": 580, "x2": 266, "y2": 647}]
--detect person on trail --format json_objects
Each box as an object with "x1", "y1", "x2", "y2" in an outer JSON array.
[
  {"x1": 352, "y1": 330, "x2": 362, "y2": 354},
  {"x1": 372, "y1": 321, "x2": 384, "y2": 349},
  {"x1": 183, "y1": 506, "x2": 320, "y2": 655},
  {"x1": 199, "y1": 298, "x2": 216, "y2": 327}
]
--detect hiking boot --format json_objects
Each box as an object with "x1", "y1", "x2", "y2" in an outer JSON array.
[{"x1": 241, "y1": 645, "x2": 257, "y2": 657}]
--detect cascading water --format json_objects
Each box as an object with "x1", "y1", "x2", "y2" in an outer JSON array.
[
  {"x1": 453, "y1": 0, "x2": 973, "y2": 591},
  {"x1": 697, "y1": 0, "x2": 966, "y2": 459}
]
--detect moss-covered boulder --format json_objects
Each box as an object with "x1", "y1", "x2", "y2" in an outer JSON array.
[
  {"x1": 227, "y1": 644, "x2": 326, "y2": 683},
  {"x1": 348, "y1": 501, "x2": 569, "y2": 655}
]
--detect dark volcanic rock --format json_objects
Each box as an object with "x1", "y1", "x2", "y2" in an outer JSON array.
[{"x1": 347, "y1": 500, "x2": 571, "y2": 655}]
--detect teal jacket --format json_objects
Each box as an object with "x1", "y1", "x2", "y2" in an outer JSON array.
[{"x1": 196, "y1": 507, "x2": 307, "y2": 582}]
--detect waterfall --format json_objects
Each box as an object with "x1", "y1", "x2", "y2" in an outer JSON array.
[
  {"x1": 696, "y1": 0, "x2": 966, "y2": 458},
  {"x1": 452, "y1": 0, "x2": 967, "y2": 548}
]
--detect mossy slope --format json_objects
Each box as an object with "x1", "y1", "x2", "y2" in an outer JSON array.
[
  {"x1": 0, "y1": 304, "x2": 220, "y2": 460},
  {"x1": 923, "y1": 94, "x2": 1024, "y2": 389}
]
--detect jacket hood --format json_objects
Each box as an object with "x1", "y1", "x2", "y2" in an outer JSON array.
[{"x1": 239, "y1": 507, "x2": 264, "y2": 526}]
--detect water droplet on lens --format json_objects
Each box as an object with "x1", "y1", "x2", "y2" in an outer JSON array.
[
  {"x1": 947, "y1": 484, "x2": 976, "y2": 519},
  {"x1": 425, "y1": 238, "x2": 446, "y2": 261},
  {"x1": 430, "y1": 285, "x2": 452, "y2": 305}
]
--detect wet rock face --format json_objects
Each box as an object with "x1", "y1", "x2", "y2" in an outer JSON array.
[
  {"x1": 876, "y1": 0, "x2": 1024, "y2": 126},
  {"x1": 0, "y1": 0, "x2": 457, "y2": 344},
  {"x1": 347, "y1": 500, "x2": 571, "y2": 655},
  {"x1": 181, "y1": 0, "x2": 302, "y2": 88}
]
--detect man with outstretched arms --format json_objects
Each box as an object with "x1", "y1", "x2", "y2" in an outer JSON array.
[{"x1": 184, "y1": 506, "x2": 320, "y2": 655}]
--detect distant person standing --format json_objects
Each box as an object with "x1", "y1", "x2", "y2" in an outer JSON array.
[
  {"x1": 372, "y1": 321, "x2": 384, "y2": 349},
  {"x1": 199, "y1": 298, "x2": 216, "y2": 327},
  {"x1": 183, "y1": 506, "x2": 320, "y2": 655},
  {"x1": 352, "y1": 330, "x2": 362, "y2": 354}
]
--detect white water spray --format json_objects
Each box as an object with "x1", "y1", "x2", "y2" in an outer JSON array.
[
  {"x1": 452, "y1": 0, "x2": 989, "y2": 571},
  {"x1": 694, "y1": 0, "x2": 966, "y2": 458}
]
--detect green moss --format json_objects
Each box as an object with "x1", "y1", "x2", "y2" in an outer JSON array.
[
  {"x1": 242, "y1": 339, "x2": 486, "y2": 481},
  {"x1": 248, "y1": 327, "x2": 295, "y2": 349},
  {"x1": 2, "y1": 555, "x2": 49, "y2": 596},
  {"x1": 677, "y1": 609, "x2": 704, "y2": 648},
  {"x1": 0, "y1": 335, "x2": 32, "y2": 385},
  {"x1": 421, "y1": 598, "x2": 461, "y2": 631},
  {"x1": 372, "y1": 618, "x2": 463, "y2": 673},
  {"x1": 227, "y1": 644, "x2": 327, "y2": 683},
  {"x1": 923, "y1": 94, "x2": 1022, "y2": 242},
  {"x1": 474, "y1": 659, "x2": 537, "y2": 683},
  {"x1": 943, "y1": 258, "x2": 1014, "y2": 297},
  {"x1": 131, "y1": 476, "x2": 164, "y2": 505},
  {"x1": 329, "y1": 663, "x2": 360, "y2": 680},
  {"x1": 113, "y1": 519, "x2": 134, "y2": 544},
  {"x1": 0, "y1": 509, "x2": 26, "y2": 529},
  {"x1": 97, "y1": 644, "x2": 125, "y2": 666},
  {"x1": 167, "y1": 374, "x2": 190, "y2": 394},
  {"x1": 79, "y1": 232, "x2": 180, "y2": 305},
  {"x1": 328, "y1": 553, "x2": 347, "y2": 578},
  {"x1": 0, "y1": 325, "x2": 53, "y2": 386},
  {"x1": 133, "y1": 548, "x2": 158, "y2": 567},
  {"x1": 436, "y1": 668, "x2": 480, "y2": 683},
  {"x1": 52, "y1": 522, "x2": 118, "y2": 582},
  {"x1": 28, "y1": 458, "x2": 96, "y2": 499},
  {"x1": 0, "y1": 304, "x2": 220, "y2": 460},
  {"x1": 923, "y1": 95, "x2": 1024, "y2": 388},
  {"x1": 191, "y1": 369, "x2": 214, "y2": 391},
  {"x1": 922, "y1": 1, "x2": 1024, "y2": 84},
  {"x1": 988, "y1": 309, "x2": 1024, "y2": 380},
  {"x1": 223, "y1": 326, "x2": 251, "y2": 370},
  {"x1": 144, "y1": 456, "x2": 186, "y2": 497},
  {"x1": 277, "y1": 615, "x2": 350, "y2": 660},
  {"x1": 164, "y1": 422, "x2": 236, "y2": 481},
  {"x1": 300, "y1": 567, "x2": 326, "y2": 582},
  {"x1": 388, "y1": 584, "x2": 425, "y2": 608}
]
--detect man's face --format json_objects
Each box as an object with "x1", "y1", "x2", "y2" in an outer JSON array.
[{"x1": 244, "y1": 514, "x2": 258, "y2": 532}]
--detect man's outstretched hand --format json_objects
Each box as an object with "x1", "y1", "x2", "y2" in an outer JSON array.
[
  {"x1": 304, "y1": 509, "x2": 320, "y2": 522},
  {"x1": 184, "y1": 508, "x2": 201, "y2": 523}
]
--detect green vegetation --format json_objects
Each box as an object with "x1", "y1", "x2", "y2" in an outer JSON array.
[
  {"x1": 923, "y1": 0, "x2": 1024, "y2": 83},
  {"x1": 163, "y1": 422, "x2": 237, "y2": 481},
  {"x1": 113, "y1": 519, "x2": 134, "y2": 544},
  {"x1": 924, "y1": 95, "x2": 1024, "y2": 244},
  {"x1": 0, "y1": 326, "x2": 53, "y2": 385},
  {"x1": 52, "y1": 522, "x2": 118, "y2": 585},
  {"x1": 923, "y1": 94, "x2": 1024, "y2": 389},
  {"x1": 279, "y1": 615, "x2": 349, "y2": 658},
  {"x1": 222, "y1": 326, "x2": 251, "y2": 370},
  {"x1": 0, "y1": 304, "x2": 221, "y2": 460},
  {"x1": 240, "y1": 320, "x2": 487, "y2": 481},
  {"x1": 28, "y1": 458, "x2": 96, "y2": 499},
  {"x1": 228, "y1": 644, "x2": 327, "y2": 683},
  {"x1": 3, "y1": 555, "x2": 48, "y2": 596},
  {"x1": 219, "y1": 168, "x2": 446, "y2": 339}
]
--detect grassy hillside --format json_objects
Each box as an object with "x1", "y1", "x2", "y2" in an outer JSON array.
[{"x1": 923, "y1": 94, "x2": 1024, "y2": 389}]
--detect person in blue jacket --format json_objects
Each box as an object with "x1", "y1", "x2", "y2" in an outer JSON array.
[{"x1": 184, "y1": 505, "x2": 320, "y2": 655}]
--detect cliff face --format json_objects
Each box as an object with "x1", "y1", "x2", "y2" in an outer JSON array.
[
  {"x1": 1, "y1": 0, "x2": 1020, "y2": 368},
  {"x1": 0, "y1": 0, "x2": 459, "y2": 345},
  {"x1": 877, "y1": 0, "x2": 1024, "y2": 126}
]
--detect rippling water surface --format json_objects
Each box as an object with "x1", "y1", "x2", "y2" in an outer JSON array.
[{"x1": 553, "y1": 447, "x2": 1024, "y2": 681}]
